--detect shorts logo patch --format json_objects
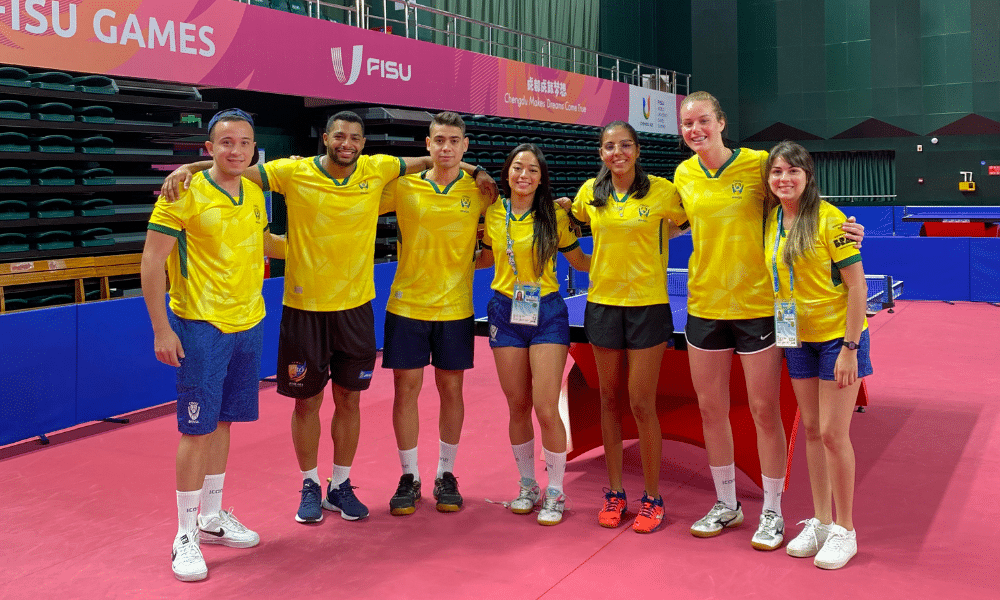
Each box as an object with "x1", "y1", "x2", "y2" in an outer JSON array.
[
  {"x1": 489, "y1": 324, "x2": 498, "y2": 342},
  {"x1": 187, "y1": 402, "x2": 200, "y2": 423},
  {"x1": 359, "y1": 370, "x2": 373, "y2": 380},
  {"x1": 288, "y1": 362, "x2": 308, "y2": 383}
]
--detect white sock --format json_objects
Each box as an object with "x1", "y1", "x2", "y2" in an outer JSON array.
[
  {"x1": 330, "y1": 464, "x2": 351, "y2": 487},
  {"x1": 437, "y1": 440, "x2": 459, "y2": 479},
  {"x1": 199, "y1": 473, "x2": 225, "y2": 521},
  {"x1": 762, "y1": 475, "x2": 784, "y2": 516},
  {"x1": 301, "y1": 468, "x2": 320, "y2": 486},
  {"x1": 398, "y1": 447, "x2": 419, "y2": 481},
  {"x1": 710, "y1": 464, "x2": 738, "y2": 510},
  {"x1": 543, "y1": 448, "x2": 566, "y2": 495},
  {"x1": 511, "y1": 440, "x2": 536, "y2": 484},
  {"x1": 176, "y1": 489, "x2": 201, "y2": 536}
]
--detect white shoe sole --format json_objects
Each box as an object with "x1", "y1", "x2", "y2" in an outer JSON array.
[
  {"x1": 815, "y1": 551, "x2": 856, "y2": 570},
  {"x1": 322, "y1": 499, "x2": 368, "y2": 520},
  {"x1": 199, "y1": 531, "x2": 260, "y2": 548}
]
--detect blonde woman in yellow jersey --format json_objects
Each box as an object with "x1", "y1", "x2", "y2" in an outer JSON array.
[
  {"x1": 675, "y1": 92, "x2": 864, "y2": 550},
  {"x1": 478, "y1": 144, "x2": 590, "y2": 526},
  {"x1": 570, "y1": 121, "x2": 687, "y2": 534},
  {"x1": 764, "y1": 142, "x2": 870, "y2": 570}
]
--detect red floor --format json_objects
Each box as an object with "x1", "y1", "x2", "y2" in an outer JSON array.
[{"x1": 1, "y1": 300, "x2": 998, "y2": 599}]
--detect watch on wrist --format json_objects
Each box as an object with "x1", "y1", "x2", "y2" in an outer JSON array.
[
  {"x1": 842, "y1": 340, "x2": 859, "y2": 350},
  {"x1": 472, "y1": 165, "x2": 485, "y2": 179}
]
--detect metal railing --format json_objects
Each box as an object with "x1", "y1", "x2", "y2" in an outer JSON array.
[{"x1": 234, "y1": 0, "x2": 690, "y2": 94}]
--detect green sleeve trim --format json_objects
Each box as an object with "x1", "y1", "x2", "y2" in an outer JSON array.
[
  {"x1": 480, "y1": 241, "x2": 493, "y2": 251},
  {"x1": 558, "y1": 240, "x2": 580, "y2": 253},
  {"x1": 148, "y1": 223, "x2": 182, "y2": 238},
  {"x1": 834, "y1": 253, "x2": 862, "y2": 269},
  {"x1": 148, "y1": 224, "x2": 188, "y2": 278},
  {"x1": 397, "y1": 157, "x2": 406, "y2": 178},
  {"x1": 258, "y1": 164, "x2": 270, "y2": 192}
]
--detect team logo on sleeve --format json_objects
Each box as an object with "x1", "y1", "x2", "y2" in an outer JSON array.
[
  {"x1": 187, "y1": 402, "x2": 200, "y2": 423},
  {"x1": 288, "y1": 362, "x2": 308, "y2": 383},
  {"x1": 833, "y1": 235, "x2": 853, "y2": 248}
]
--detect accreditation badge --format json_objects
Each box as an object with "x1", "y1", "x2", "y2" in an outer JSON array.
[
  {"x1": 774, "y1": 299, "x2": 800, "y2": 348},
  {"x1": 510, "y1": 283, "x2": 541, "y2": 326}
]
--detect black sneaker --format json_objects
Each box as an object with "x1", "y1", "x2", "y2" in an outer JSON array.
[
  {"x1": 389, "y1": 473, "x2": 421, "y2": 516},
  {"x1": 433, "y1": 472, "x2": 463, "y2": 513}
]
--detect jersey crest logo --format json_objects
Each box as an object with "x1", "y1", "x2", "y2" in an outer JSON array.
[
  {"x1": 288, "y1": 362, "x2": 307, "y2": 383},
  {"x1": 254, "y1": 206, "x2": 262, "y2": 224},
  {"x1": 331, "y1": 45, "x2": 363, "y2": 86},
  {"x1": 460, "y1": 196, "x2": 471, "y2": 209},
  {"x1": 359, "y1": 181, "x2": 369, "y2": 190},
  {"x1": 731, "y1": 180, "x2": 744, "y2": 195},
  {"x1": 638, "y1": 204, "x2": 651, "y2": 218},
  {"x1": 187, "y1": 402, "x2": 200, "y2": 423}
]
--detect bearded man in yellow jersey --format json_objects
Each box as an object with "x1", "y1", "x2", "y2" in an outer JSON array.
[
  {"x1": 378, "y1": 112, "x2": 493, "y2": 516},
  {"x1": 162, "y1": 111, "x2": 496, "y2": 525},
  {"x1": 143, "y1": 109, "x2": 286, "y2": 582}
]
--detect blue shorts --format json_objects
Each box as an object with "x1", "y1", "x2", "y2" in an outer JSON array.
[
  {"x1": 785, "y1": 328, "x2": 873, "y2": 381},
  {"x1": 487, "y1": 291, "x2": 570, "y2": 348},
  {"x1": 169, "y1": 313, "x2": 264, "y2": 435},
  {"x1": 382, "y1": 312, "x2": 475, "y2": 371}
]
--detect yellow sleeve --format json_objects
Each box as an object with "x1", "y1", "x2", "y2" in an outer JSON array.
[
  {"x1": 259, "y1": 158, "x2": 301, "y2": 195},
  {"x1": 824, "y1": 204, "x2": 862, "y2": 267},
  {"x1": 571, "y1": 180, "x2": 595, "y2": 223},
  {"x1": 380, "y1": 178, "x2": 399, "y2": 214},
  {"x1": 147, "y1": 190, "x2": 192, "y2": 234},
  {"x1": 556, "y1": 210, "x2": 580, "y2": 250}
]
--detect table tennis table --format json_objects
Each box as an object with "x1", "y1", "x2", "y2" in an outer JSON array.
[
  {"x1": 902, "y1": 206, "x2": 1000, "y2": 237},
  {"x1": 475, "y1": 269, "x2": 903, "y2": 490}
]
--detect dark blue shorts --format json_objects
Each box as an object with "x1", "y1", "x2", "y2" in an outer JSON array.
[
  {"x1": 785, "y1": 328, "x2": 873, "y2": 381},
  {"x1": 169, "y1": 313, "x2": 264, "y2": 435},
  {"x1": 382, "y1": 312, "x2": 475, "y2": 371},
  {"x1": 487, "y1": 291, "x2": 570, "y2": 348}
]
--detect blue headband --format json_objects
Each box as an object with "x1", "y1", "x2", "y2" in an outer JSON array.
[{"x1": 207, "y1": 108, "x2": 254, "y2": 135}]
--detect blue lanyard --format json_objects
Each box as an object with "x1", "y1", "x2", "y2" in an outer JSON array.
[
  {"x1": 771, "y1": 206, "x2": 794, "y2": 297},
  {"x1": 504, "y1": 198, "x2": 523, "y2": 283}
]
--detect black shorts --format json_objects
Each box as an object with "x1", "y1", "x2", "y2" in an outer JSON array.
[
  {"x1": 276, "y1": 303, "x2": 377, "y2": 397},
  {"x1": 584, "y1": 302, "x2": 673, "y2": 350},
  {"x1": 684, "y1": 315, "x2": 775, "y2": 354},
  {"x1": 381, "y1": 312, "x2": 475, "y2": 371}
]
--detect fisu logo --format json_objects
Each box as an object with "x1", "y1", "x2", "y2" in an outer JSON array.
[{"x1": 331, "y1": 45, "x2": 412, "y2": 85}]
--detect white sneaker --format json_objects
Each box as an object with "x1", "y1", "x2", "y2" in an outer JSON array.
[
  {"x1": 171, "y1": 530, "x2": 207, "y2": 582},
  {"x1": 814, "y1": 524, "x2": 857, "y2": 570},
  {"x1": 537, "y1": 489, "x2": 566, "y2": 526},
  {"x1": 751, "y1": 510, "x2": 785, "y2": 551},
  {"x1": 509, "y1": 480, "x2": 541, "y2": 514},
  {"x1": 198, "y1": 509, "x2": 260, "y2": 548},
  {"x1": 690, "y1": 501, "x2": 744, "y2": 537},
  {"x1": 787, "y1": 518, "x2": 831, "y2": 558}
]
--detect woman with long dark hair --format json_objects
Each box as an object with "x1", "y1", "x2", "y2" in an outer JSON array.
[{"x1": 478, "y1": 143, "x2": 590, "y2": 526}]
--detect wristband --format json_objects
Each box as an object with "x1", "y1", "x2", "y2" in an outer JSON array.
[{"x1": 472, "y1": 165, "x2": 485, "y2": 179}]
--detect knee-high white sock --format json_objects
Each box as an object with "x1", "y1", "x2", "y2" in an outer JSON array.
[
  {"x1": 543, "y1": 448, "x2": 566, "y2": 494},
  {"x1": 177, "y1": 490, "x2": 201, "y2": 536},
  {"x1": 199, "y1": 473, "x2": 225, "y2": 520},
  {"x1": 511, "y1": 440, "x2": 536, "y2": 485},
  {"x1": 762, "y1": 475, "x2": 784, "y2": 516},
  {"x1": 330, "y1": 464, "x2": 351, "y2": 487},
  {"x1": 437, "y1": 440, "x2": 458, "y2": 479},
  {"x1": 398, "y1": 446, "x2": 419, "y2": 481},
  {"x1": 710, "y1": 463, "x2": 738, "y2": 510}
]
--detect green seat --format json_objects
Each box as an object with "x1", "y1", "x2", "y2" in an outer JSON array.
[
  {"x1": 31, "y1": 198, "x2": 74, "y2": 218},
  {"x1": 269, "y1": 0, "x2": 290, "y2": 11},
  {"x1": 75, "y1": 105, "x2": 114, "y2": 124},
  {"x1": 287, "y1": 0, "x2": 308, "y2": 15},
  {"x1": 75, "y1": 227, "x2": 115, "y2": 247},
  {"x1": 30, "y1": 293, "x2": 75, "y2": 308},
  {"x1": 0, "y1": 199, "x2": 29, "y2": 220},
  {"x1": 0, "y1": 66, "x2": 31, "y2": 88},
  {"x1": 33, "y1": 134, "x2": 74, "y2": 153},
  {"x1": 69, "y1": 75, "x2": 118, "y2": 94},
  {"x1": 76, "y1": 136, "x2": 115, "y2": 154},
  {"x1": 0, "y1": 166, "x2": 30, "y2": 186},
  {"x1": 0, "y1": 132, "x2": 30, "y2": 152},
  {"x1": 249, "y1": 0, "x2": 269, "y2": 6},
  {"x1": 75, "y1": 198, "x2": 114, "y2": 217},
  {"x1": 28, "y1": 71, "x2": 75, "y2": 91},
  {"x1": 77, "y1": 167, "x2": 114, "y2": 185},
  {"x1": 33, "y1": 167, "x2": 75, "y2": 186},
  {"x1": 3, "y1": 298, "x2": 29, "y2": 310},
  {"x1": 0, "y1": 99, "x2": 30, "y2": 119},
  {"x1": 29, "y1": 229, "x2": 74, "y2": 250},
  {"x1": 0, "y1": 232, "x2": 29, "y2": 252},
  {"x1": 31, "y1": 102, "x2": 74, "y2": 122}
]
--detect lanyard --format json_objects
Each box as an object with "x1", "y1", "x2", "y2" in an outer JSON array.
[
  {"x1": 504, "y1": 198, "x2": 525, "y2": 283},
  {"x1": 771, "y1": 206, "x2": 794, "y2": 297}
]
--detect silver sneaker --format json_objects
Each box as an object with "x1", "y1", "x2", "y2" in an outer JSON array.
[
  {"x1": 537, "y1": 489, "x2": 566, "y2": 526},
  {"x1": 751, "y1": 509, "x2": 785, "y2": 551},
  {"x1": 171, "y1": 529, "x2": 207, "y2": 582},
  {"x1": 199, "y1": 508, "x2": 260, "y2": 548},
  {"x1": 787, "y1": 518, "x2": 831, "y2": 558},
  {"x1": 814, "y1": 524, "x2": 857, "y2": 569},
  {"x1": 510, "y1": 480, "x2": 541, "y2": 514},
  {"x1": 690, "y1": 501, "x2": 744, "y2": 537}
]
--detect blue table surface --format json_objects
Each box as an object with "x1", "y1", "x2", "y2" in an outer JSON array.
[
  {"x1": 564, "y1": 293, "x2": 689, "y2": 332},
  {"x1": 902, "y1": 209, "x2": 1000, "y2": 221}
]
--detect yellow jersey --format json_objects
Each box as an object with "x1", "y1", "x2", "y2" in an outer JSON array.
[
  {"x1": 380, "y1": 170, "x2": 489, "y2": 320},
  {"x1": 259, "y1": 154, "x2": 405, "y2": 312},
  {"x1": 147, "y1": 171, "x2": 267, "y2": 333},
  {"x1": 765, "y1": 201, "x2": 867, "y2": 342},
  {"x1": 571, "y1": 175, "x2": 686, "y2": 306},
  {"x1": 481, "y1": 199, "x2": 579, "y2": 298},
  {"x1": 673, "y1": 148, "x2": 772, "y2": 319}
]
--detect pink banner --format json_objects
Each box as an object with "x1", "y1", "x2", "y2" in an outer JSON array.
[{"x1": 0, "y1": 0, "x2": 628, "y2": 126}]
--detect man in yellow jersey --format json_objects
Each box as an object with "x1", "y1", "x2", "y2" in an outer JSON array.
[
  {"x1": 378, "y1": 112, "x2": 492, "y2": 516},
  {"x1": 142, "y1": 109, "x2": 286, "y2": 582},
  {"x1": 161, "y1": 111, "x2": 495, "y2": 525}
]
